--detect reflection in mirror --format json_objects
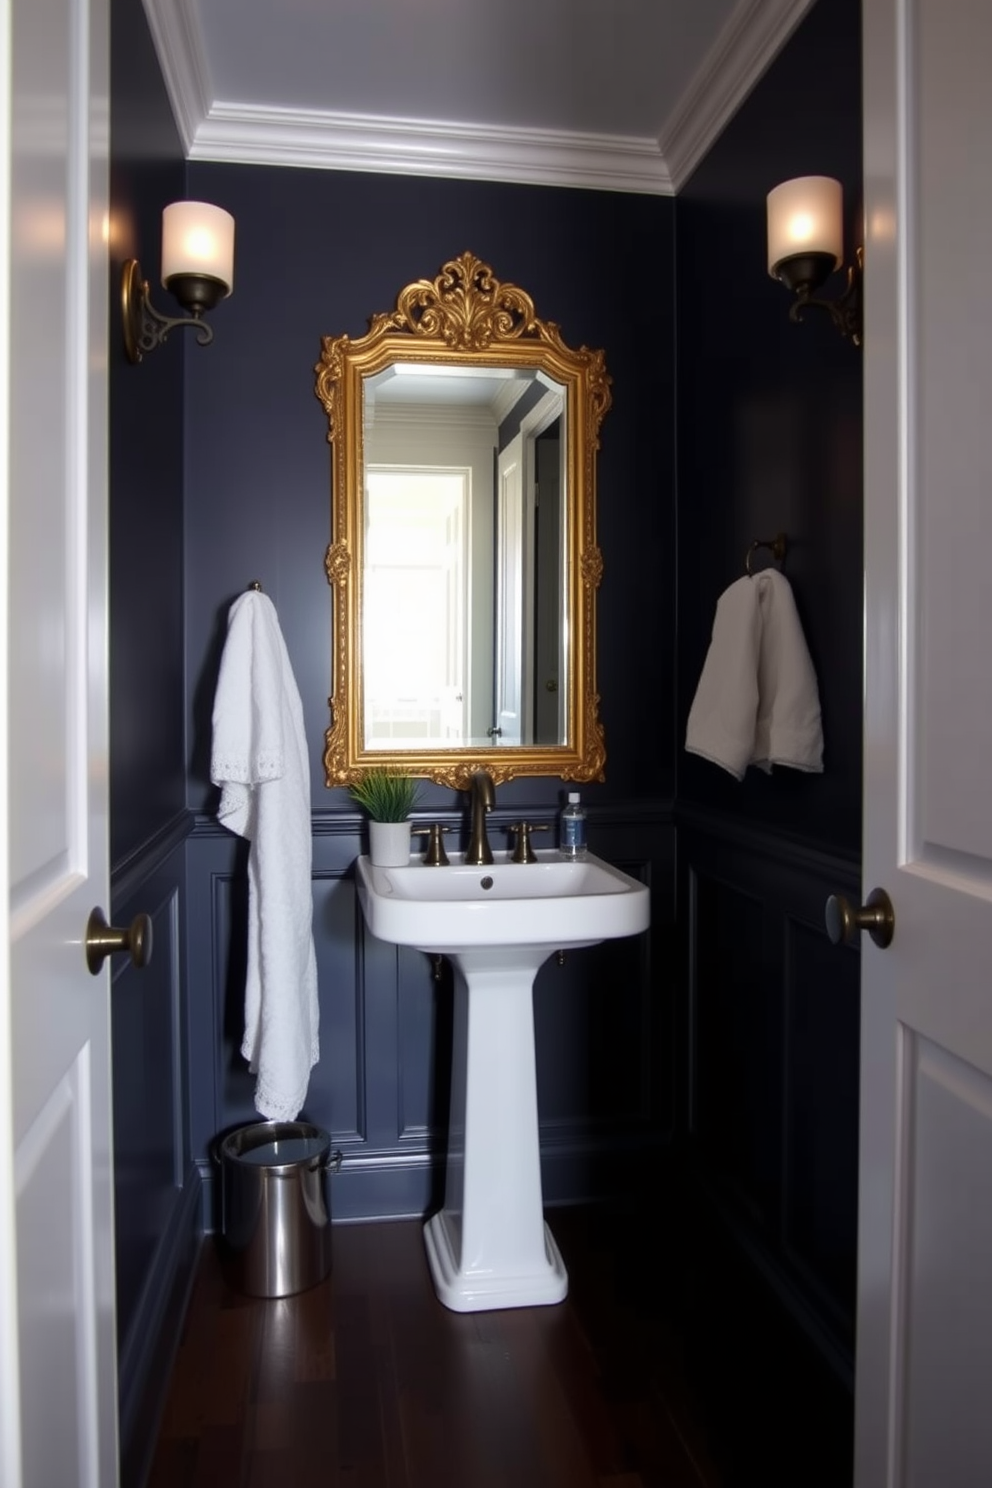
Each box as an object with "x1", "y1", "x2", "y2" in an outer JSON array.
[
  {"x1": 315, "y1": 252, "x2": 611, "y2": 789},
  {"x1": 362, "y1": 362, "x2": 567, "y2": 751}
]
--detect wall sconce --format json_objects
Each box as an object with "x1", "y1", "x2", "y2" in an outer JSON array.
[
  {"x1": 121, "y1": 201, "x2": 235, "y2": 363},
  {"x1": 767, "y1": 176, "x2": 862, "y2": 346}
]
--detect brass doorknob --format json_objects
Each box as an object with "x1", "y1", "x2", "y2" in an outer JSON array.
[
  {"x1": 824, "y1": 887, "x2": 894, "y2": 949},
  {"x1": 85, "y1": 907, "x2": 154, "y2": 975}
]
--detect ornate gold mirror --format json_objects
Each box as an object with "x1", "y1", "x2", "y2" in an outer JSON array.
[{"x1": 315, "y1": 252, "x2": 611, "y2": 788}]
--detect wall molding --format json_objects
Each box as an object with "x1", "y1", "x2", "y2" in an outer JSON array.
[
  {"x1": 193, "y1": 809, "x2": 367, "y2": 838},
  {"x1": 111, "y1": 807, "x2": 194, "y2": 906},
  {"x1": 139, "y1": 0, "x2": 210, "y2": 155},
  {"x1": 200, "y1": 1124, "x2": 670, "y2": 1230},
  {"x1": 193, "y1": 798, "x2": 675, "y2": 840},
  {"x1": 187, "y1": 808, "x2": 672, "y2": 1223},
  {"x1": 681, "y1": 812, "x2": 861, "y2": 1379},
  {"x1": 143, "y1": 0, "x2": 813, "y2": 195},
  {"x1": 192, "y1": 105, "x2": 673, "y2": 196},
  {"x1": 676, "y1": 801, "x2": 861, "y2": 882}
]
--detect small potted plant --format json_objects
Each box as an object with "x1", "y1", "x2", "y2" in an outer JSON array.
[{"x1": 349, "y1": 768, "x2": 421, "y2": 866}]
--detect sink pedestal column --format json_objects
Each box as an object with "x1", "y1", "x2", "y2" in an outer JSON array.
[{"x1": 423, "y1": 947, "x2": 567, "y2": 1312}]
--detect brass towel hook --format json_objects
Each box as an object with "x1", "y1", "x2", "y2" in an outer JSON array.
[
  {"x1": 248, "y1": 579, "x2": 263, "y2": 591},
  {"x1": 745, "y1": 532, "x2": 788, "y2": 577}
]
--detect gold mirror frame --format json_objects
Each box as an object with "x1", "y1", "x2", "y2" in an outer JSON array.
[{"x1": 314, "y1": 251, "x2": 611, "y2": 790}]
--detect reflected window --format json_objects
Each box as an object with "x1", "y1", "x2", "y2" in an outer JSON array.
[{"x1": 364, "y1": 467, "x2": 469, "y2": 746}]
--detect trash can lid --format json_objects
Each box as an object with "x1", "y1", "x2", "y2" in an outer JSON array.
[{"x1": 220, "y1": 1120, "x2": 331, "y2": 1169}]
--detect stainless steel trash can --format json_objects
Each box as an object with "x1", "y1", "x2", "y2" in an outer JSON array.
[{"x1": 217, "y1": 1121, "x2": 341, "y2": 1298}]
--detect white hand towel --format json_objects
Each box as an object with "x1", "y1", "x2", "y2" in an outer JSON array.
[
  {"x1": 685, "y1": 570, "x2": 823, "y2": 779},
  {"x1": 685, "y1": 576, "x2": 763, "y2": 779},
  {"x1": 751, "y1": 569, "x2": 823, "y2": 774},
  {"x1": 211, "y1": 591, "x2": 319, "y2": 1121}
]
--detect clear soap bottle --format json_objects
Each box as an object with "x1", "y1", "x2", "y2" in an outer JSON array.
[{"x1": 559, "y1": 792, "x2": 588, "y2": 860}]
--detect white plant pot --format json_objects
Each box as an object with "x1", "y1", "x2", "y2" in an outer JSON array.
[{"x1": 368, "y1": 820, "x2": 412, "y2": 867}]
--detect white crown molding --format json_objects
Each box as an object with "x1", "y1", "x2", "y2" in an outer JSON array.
[
  {"x1": 659, "y1": 0, "x2": 817, "y2": 192},
  {"x1": 143, "y1": 0, "x2": 813, "y2": 197},
  {"x1": 188, "y1": 103, "x2": 674, "y2": 196},
  {"x1": 372, "y1": 404, "x2": 499, "y2": 433},
  {"x1": 490, "y1": 380, "x2": 530, "y2": 426},
  {"x1": 140, "y1": 0, "x2": 212, "y2": 156}
]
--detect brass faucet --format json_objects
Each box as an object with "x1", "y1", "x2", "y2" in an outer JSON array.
[{"x1": 465, "y1": 769, "x2": 495, "y2": 865}]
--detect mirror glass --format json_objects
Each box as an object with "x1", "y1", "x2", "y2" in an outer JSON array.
[
  {"x1": 362, "y1": 361, "x2": 567, "y2": 751},
  {"x1": 315, "y1": 252, "x2": 611, "y2": 789}
]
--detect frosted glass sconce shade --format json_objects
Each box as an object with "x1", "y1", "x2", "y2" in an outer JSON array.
[
  {"x1": 767, "y1": 176, "x2": 843, "y2": 279},
  {"x1": 766, "y1": 175, "x2": 862, "y2": 346},
  {"x1": 161, "y1": 201, "x2": 235, "y2": 303},
  {"x1": 122, "y1": 200, "x2": 236, "y2": 363}
]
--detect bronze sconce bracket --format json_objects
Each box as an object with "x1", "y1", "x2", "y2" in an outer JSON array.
[
  {"x1": 121, "y1": 258, "x2": 226, "y2": 364},
  {"x1": 776, "y1": 245, "x2": 863, "y2": 347}
]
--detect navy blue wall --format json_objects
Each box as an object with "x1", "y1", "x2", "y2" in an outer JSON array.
[
  {"x1": 674, "y1": 0, "x2": 863, "y2": 1387},
  {"x1": 109, "y1": 4, "x2": 187, "y2": 863},
  {"x1": 676, "y1": 0, "x2": 864, "y2": 853},
  {"x1": 106, "y1": 1, "x2": 865, "y2": 1471},
  {"x1": 109, "y1": 3, "x2": 199, "y2": 1483},
  {"x1": 179, "y1": 162, "x2": 678, "y2": 1228},
  {"x1": 182, "y1": 164, "x2": 676, "y2": 814}
]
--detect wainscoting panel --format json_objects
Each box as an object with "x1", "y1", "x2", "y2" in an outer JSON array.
[
  {"x1": 679, "y1": 808, "x2": 861, "y2": 1375},
  {"x1": 201, "y1": 860, "x2": 367, "y2": 1144},
  {"x1": 187, "y1": 808, "x2": 675, "y2": 1225},
  {"x1": 112, "y1": 883, "x2": 182, "y2": 1331},
  {"x1": 309, "y1": 873, "x2": 365, "y2": 1142},
  {"x1": 535, "y1": 917, "x2": 653, "y2": 1127},
  {"x1": 782, "y1": 916, "x2": 860, "y2": 1332},
  {"x1": 111, "y1": 823, "x2": 202, "y2": 1488},
  {"x1": 396, "y1": 944, "x2": 451, "y2": 1145},
  {"x1": 690, "y1": 872, "x2": 774, "y2": 1229}
]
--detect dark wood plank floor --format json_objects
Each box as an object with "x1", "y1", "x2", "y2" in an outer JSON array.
[{"x1": 147, "y1": 1200, "x2": 853, "y2": 1488}]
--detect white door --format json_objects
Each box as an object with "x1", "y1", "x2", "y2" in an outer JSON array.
[
  {"x1": 857, "y1": 2, "x2": 992, "y2": 1483},
  {"x1": 0, "y1": 0, "x2": 116, "y2": 1482}
]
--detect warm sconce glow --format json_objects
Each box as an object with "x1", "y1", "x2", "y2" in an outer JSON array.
[
  {"x1": 121, "y1": 200, "x2": 235, "y2": 363},
  {"x1": 767, "y1": 175, "x2": 862, "y2": 346},
  {"x1": 767, "y1": 175, "x2": 842, "y2": 272}
]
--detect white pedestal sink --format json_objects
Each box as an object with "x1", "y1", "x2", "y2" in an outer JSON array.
[{"x1": 356, "y1": 849, "x2": 650, "y2": 1312}]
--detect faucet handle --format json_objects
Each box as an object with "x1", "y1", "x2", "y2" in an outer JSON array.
[
  {"x1": 411, "y1": 823, "x2": 450, "y2": 866},
  {"x1": 508, "y1": 821, "x2": 550, "y2": 865}
]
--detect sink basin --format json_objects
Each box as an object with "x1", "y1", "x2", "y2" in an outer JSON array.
[
  {"x1": 355, "y1": 844, "x2": 651, "y2": 1315},
  {"x1": 356, "y1": 849, "x2": 649, "y2": 954}
]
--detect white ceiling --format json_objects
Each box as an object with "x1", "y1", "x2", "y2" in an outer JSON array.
[{"x1": 142, "y1": 0, "x2": 815, "y2": 194}]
